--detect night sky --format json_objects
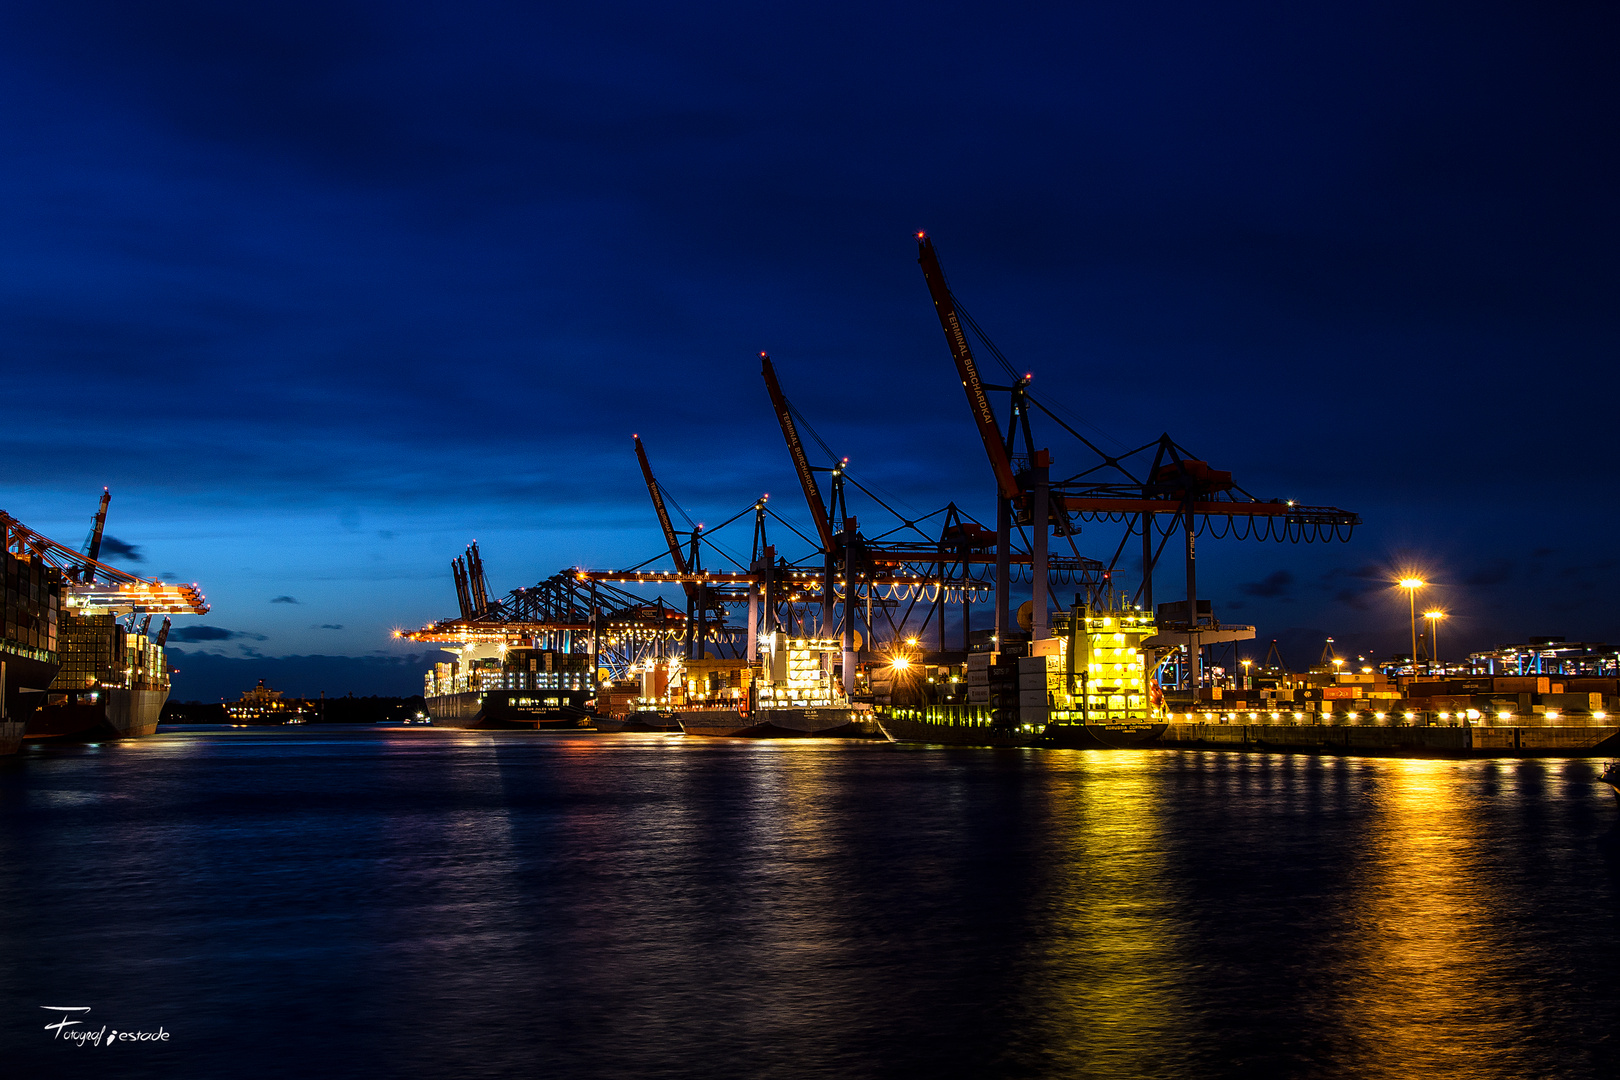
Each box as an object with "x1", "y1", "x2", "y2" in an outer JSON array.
[{"x1": 2, "y1": 2, "x2": 1616, "y2": 699}]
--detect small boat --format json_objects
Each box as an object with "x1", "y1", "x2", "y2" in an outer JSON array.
[
  {"x1": 596, "y1": 710, "x2": 681, "y2": 733},
  {"x1": 1601, "y1": 761, "x2": 1620, "y2": 796}
]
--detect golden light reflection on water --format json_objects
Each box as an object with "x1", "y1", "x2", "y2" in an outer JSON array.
[
  {"x1": 1005, "y1": 751, "x2": 1196, "y2": 1077},
  {"x1": 1327, "y1": 758, "x2": 1562, "y2": 1080}
]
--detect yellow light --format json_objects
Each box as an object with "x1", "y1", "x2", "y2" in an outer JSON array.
[
  {"x1": 1398, "y1": 578, "x2": 1425, "y2": 590},
  {"x1": 1498, "y1": 711, "x2": 1512, "y2": 720},
  {"x1": 1422, "y1": 610, "x2": 1445, "y2": 621}
]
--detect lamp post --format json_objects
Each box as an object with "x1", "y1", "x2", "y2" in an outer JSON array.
[
  {"x1": 1241, "y1": 658, "x2": 1252, "y2": 690},
  {"x1": 1423, "y1": 610, "x2": 1446, "y2": 675},
  {"x1": 1398, "y1": 579, "x2": 1426, "y2": 678}
]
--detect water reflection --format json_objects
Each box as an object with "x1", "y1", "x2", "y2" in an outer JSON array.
[
  {"x1": 4, "y1": 732, "x2": 1617, "y2": 1079},
  {"x1": 1003, "y1": 751, "x2": 1195, "y2": 1077}
]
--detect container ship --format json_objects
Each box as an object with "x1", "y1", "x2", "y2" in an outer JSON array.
[
  {"x1": 5, "y1": 497, "x2": 207, "y2": 747},
  {"x1": 2, "y1": 544, "x2": 61, "y2": 755},
  {"x1": 29, "y1": 611, "x2": 172, "y2": 740},
  {"x1": 424, "y1": 643, "x2": 598, "y2": 729},
  {"x1": 877, "y1": 604, "x2": 1167, "y2": 750},
  {"x1": 675, "y1": 634, "x2": 878, "y2": 738}
]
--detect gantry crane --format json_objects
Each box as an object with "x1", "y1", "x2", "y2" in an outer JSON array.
[
  {"x1": 1, "y1": 508, "x2": 208, "y2": 615},
  {"x1": 917, "y1": 231, "x2": 1360, "y2": 671}
]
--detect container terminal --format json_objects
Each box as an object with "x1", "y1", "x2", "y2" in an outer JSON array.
[
  {"x1": 397, "y1": 234, "x2": 1617, "y2": 757},
  {"x1": 1, "y1": 494, "x2": 208, "y2": 753}
]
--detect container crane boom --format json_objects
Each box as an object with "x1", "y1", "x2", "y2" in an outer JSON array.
[
  {"x1": 917, "y1": 233, "x2": 1021, "y2": 501},
  {"x1": 632, "y1": 435, "x2": 697, "y2": 600},
  {"x1": 759, "y1": 352, "x2": 835, "y2": 552},
  {"x1": 83, "y1": 487, "x2": 111, "y2": 577}
]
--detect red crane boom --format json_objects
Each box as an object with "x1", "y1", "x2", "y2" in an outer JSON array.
[
  {"x1": 759, "y1": 352, "x2": 835, "y2": 552},
  {"x1": 632, "y1": 435, "x2": 697, "y2": 600},
  {"x1": 916, "y1": 233, "x2": 1021, "y2": 501}
]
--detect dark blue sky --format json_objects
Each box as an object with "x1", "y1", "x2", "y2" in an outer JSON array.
[{"x1": 2, "y1": 2, "x2": 1616, "y2": 697}]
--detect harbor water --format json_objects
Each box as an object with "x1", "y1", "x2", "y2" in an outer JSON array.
[{"x1": 3, "y1": 727, "x2": 1617, "y2": 1078}]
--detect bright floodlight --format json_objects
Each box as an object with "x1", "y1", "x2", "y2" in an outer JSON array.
[
  {"x1": 1398, "y1": 578, "x2": 1425, "y2": 590},
  {"x1": 1423, "y1": 610, "x2": 1445, "y2": 620},
  {"x1": 891, "y1": 656, "x2": 911, "y2": 671}
]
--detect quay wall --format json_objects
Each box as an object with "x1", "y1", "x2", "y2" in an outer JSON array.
[{"x1": 1158, "y1": 722, "x2": 1620, "y2": 757}]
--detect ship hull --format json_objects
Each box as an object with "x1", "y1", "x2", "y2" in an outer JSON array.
[
  {"x1": 1041, "y1": 722, "x2": 1169, "y2": 750},
  {"x1": 877, "y1": 713, "x2": 1044, "y2": 748},
  {"x1": 1160, "y1": 721, "x2": 1620, "y2": 758},
  {"x1": 28, "y1": 688, "x2": 169, "y2": 741},
  {"x1": 679, "y1": 706, "x2": 880, "y2": 738},
  {"x1": 426, "y1": 691, "x2": 596, "y2": 730},
  {"x1": 1, "y1": 651, "x2": 60, "y2": 755}
]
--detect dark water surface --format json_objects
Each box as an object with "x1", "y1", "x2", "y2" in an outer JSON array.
[{"x1": 3, "y1": 726, "x2": 1617, "y2": 1079}]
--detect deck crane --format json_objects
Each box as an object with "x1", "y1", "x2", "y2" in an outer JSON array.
[{"x1": 917, "y1": 231, "x2": 1360, "y2": 666}]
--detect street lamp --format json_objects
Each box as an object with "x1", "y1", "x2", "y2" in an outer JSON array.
[
  {"x1": 1241, "y1": 658, "x2": 1252, "y2": 690},
  {"x1": 1422, "y1": 610, "x2": 1446, "y2": 675},
  {"x1": 1398, "y1": 579, "x2": 1426, "y2": 677}
]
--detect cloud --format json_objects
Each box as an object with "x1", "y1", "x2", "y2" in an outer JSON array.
[
  {"x1": 166, "y1": 625, "x2": 269, "y2": 643},
  {"x1": 1239, "y1": 570, "x2": 1294, "y2": 598},
  {"x1": 1464, "y1": 560, "x2": 1514, "y2": 586},
  {"x1": 167, "y1": 648, "x2": 434, "y2": 700},
  {"x1": 1334, "y1": 589, "x2": 1372, "y2": 611},
  {"x1": 270, "y1": 595, "x2": 300, "y2": 604},
  {"x1": 316, "y1": 623, "x2": 344, "y2": 630},
  {"x1": 98, "y1": 535, "x2": 144, "y2": 562}
]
